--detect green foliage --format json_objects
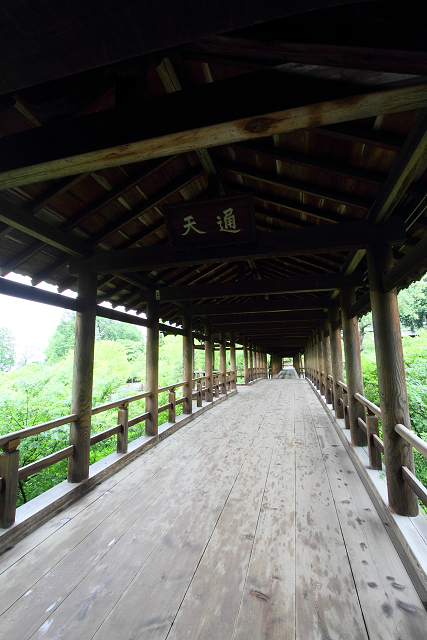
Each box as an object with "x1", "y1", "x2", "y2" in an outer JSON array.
[
  {"x1": 398, "y1": 275, "x2": 427, "y2": 331},
  {"x1": 45, "y1": 311, "x2": 76, "y2": 362},
  {"x1": 95, "y1": 316, "x2": 143, "y2": 342},
  {"x1": 0, "y1": 326, "x2": 16, "y2": 371},
  {"x1": 45, "y1": 312, "x2": 145, "y2": 363},
  {"x1": 360, "y1": 327, "x2": 427, "y2": 507}
]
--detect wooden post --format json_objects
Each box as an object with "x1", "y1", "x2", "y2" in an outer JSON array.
[
  {"x1": 317, "y1": 329, "x2": 325, "y2": 394},
  {"x1": 367, "y1": 241, "x2": 418, "y2": 516},
  {"x1": 229, "y1": 331, "x2": 236, "y2": 390},
  {"x1": 197, "y1": 381, "x2": 203, "y2": 407},
  {"x1": 243, "y1": 337, "x2": 249, "y2": 385},
  {"x1": 0, "y1": 438, "x2": 20, "y2": 528},
  {"x1": 256, "y1": 346, "x2": 259, "y2": 379},
  {"x1": 366, "y1": 414, "x2": 382, "y2": 471},
  {"x1": 249, "y1": 342, "x2": 253, "y2": 381},
  {"x1": 145, "y1": 300, "x2": 159, "y2": 435},
  {"x1": 168, "y1": 390, "x2": 176, "y2": 423},
  {"x1": 183, "y1": 315, "x2": 193, "y2": 414},
  {"x1": 219, "y1": 328, "x2": 227, "y2": 395},
  {"x1": 117, "y1": 403, "x2": 129, "y2": 453},
  {"x1": 271, "y1": 354, "x2": 281, "y2": 377},
  {"x1": 328, "y1": 307, "x2": 344, "y2": 419},
  {"x1": 68, "y1": 270, "x2": 97, "y2": 483},
  {"x1": 321, "y1": 321, "x2": 332, "y2": 403},
  {"x1": 204, "y1": 321, "x2": 213, "y2": 402},
  {"x1": 340, "y1": 287, "x2": 367, "y2": 447}
]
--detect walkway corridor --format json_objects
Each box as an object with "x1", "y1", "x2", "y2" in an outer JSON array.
[{"x1": 0, "y1": 379, "x2": 426, "y2": 639}]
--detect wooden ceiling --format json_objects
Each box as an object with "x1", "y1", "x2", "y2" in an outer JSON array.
[{"x1": 0, "y1": 1, "x2": 427, "y2": 356}]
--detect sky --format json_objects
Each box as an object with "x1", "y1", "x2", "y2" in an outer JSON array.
[
  {"x1": 0, "y1": 273, "x2": 144, "y2": 364},
  {"x1": 0, "y1": 274, "x2": 77, "y2": 362}
]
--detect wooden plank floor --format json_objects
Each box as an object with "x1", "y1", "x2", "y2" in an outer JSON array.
[{"x1": 1, "y1": 379, "x2": 426, "y2": 640}]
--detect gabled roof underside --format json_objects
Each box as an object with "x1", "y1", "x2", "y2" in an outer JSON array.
[{"x1": 0, "y1": 1, "x2": 427, "y2": 355}]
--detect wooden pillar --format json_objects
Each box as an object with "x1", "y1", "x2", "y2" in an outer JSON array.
[
  {"x1": 367, "y1": 241, "x2": 418, "y2": 516},
  {"x1": 145, "y1": 300, "x2": 159, "y2": 435},
  {"x1": 68, "y1": 270, "x2": 97, "y2": 483},
  {"x1": 243, "y1": 337, "x2": 249, "y2": 385},
  {"x1": 249, "y1": 342, "x2": 254, "y2": 381},
  {"x1": 340, "y1": 287, "x2": 367, "y2": 447},
  {"x1": 204, "y1": 321, "x2": 213, "y2": 402},
  {"x1": 0, "y1": 438, "x2": 20, "y2": 528},
  {"x1": 219, "y1": 328, "x2": 227, "y2": 395},
  {"x1": 316, "y1": 329, "x2": 323, "y2": 392},
  {"x1": 321, "y1": 321, "x2": 332, "y2": 403},
  {"x1": 229, "y1": 331, "x2": 236, "y2": 390},
  {"x1": 328, "y1": 307, "x2": 344, "y2": 419},
  {"x1": 271, "y1": 354, "x2": 281, "y2": 377},
  {"x1": 183, "y1": 315, "x2": 193, "y2": 414}
]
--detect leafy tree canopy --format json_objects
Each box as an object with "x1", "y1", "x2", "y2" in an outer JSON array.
[
  {"x1": 45, "y1": 312, "x2": 145, "y2": 362},
  {"x1": 398, "y1": 275, "x2": 427, "y2": 331},
  {"x1": 0, "y1": 326, "x2": 16, "y2": 371}
]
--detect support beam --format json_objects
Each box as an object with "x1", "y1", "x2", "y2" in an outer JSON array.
[
  {"x1": 68, "y1": 271, "x2": 98, "y2": 483},
  {"x1": 70, "y1": 217, "x2": 405, "y2": 275},
  {"x1": 3, "y1": 70, "x2": 427, "y2": 189},
  {"x1": 339, "y1": 108, "x2": 427, "y2": 277},
  {"x1": 186, "y1": 36, "x2": 427, "y2": 76},
  {"x1": 210, "y1": 310, "x2": 327, "y2": 325},
  {"x1": 367, "y1": 241, "x2": 418, "y2": 516},
  {"x1": 147, "y1": 274, "x2": 364, "y2": 304},
  {"x1": 1, "y1": 2, "x2": 362, "y2": 95},
  {"x1": 340, "y1": 287, "x2": 367, "y2": 447},
  {"x1": 0, "y1": 195, "x2": 92, "y2": 258},
  {"x1": 383, "y1": 232, "x2": 427, "y2": 291},
  {"x1": 223, "y1": 161, "x2": 371, "y2": 209},
  {"x1": 189, "y1": 297, "x2": 332, "y2": 317},
  {"x1": 145, "y1": 300, "x2": 159, "y2": 436}
]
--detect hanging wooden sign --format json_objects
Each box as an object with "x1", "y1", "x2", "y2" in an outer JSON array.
[{"x1": 163, "y1": 193, "x2": 256, "y2": 250}]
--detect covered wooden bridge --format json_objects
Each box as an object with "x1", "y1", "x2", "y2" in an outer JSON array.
[{"x1": 1, "y1": 1, "x2": 427, "y2": 638}]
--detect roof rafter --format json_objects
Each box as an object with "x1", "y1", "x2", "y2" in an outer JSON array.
[{"x1": 1, "y1": 69, "x2": 427, "y2": 189}]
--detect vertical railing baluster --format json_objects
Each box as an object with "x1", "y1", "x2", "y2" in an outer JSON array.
[{"x1": 117, "y1": 403, "x2": 129, "y2": 454}]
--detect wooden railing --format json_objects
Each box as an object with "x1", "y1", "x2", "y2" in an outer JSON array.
[
  {"x1": 305, "y1": 365, "x2": 427, "y2": 512},
  {"x1": 0, "y1": 370, "x2": 237, "y2": 528}
]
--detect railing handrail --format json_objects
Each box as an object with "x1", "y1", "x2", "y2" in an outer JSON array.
[
  {"x1": 395, "y1": 423, "x2": 427, "y2": 459},
  {"x1": 158, "y1": 381, "x2": 186, "y2": 392},
  {"x1": 92, "y1": 391, "x2": 151, "y2": 415},
  {"x1": 337, "y1": 380, "x2": 348, "y2": 391},
  {"x1": 354, "y1": 392, "x2": 382, "y2": 419},
  {"x1": 0, "y1": 413, "x2": 78, "y2": 448}
]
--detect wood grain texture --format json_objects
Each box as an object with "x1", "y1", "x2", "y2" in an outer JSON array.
[
  {"x1": 2, "y1": 380, "x2": 427, "y2": 640},
  {"x1": 183, "y1": 315, "x2": 193, "y2": 414},
  {"x1": 2, "y1": 76, "x2": 427, "y2": 189},
  {"x1": 340, "y1": 287, "x2": 367, "y2": 447},
  {"x1": 68, "y1": 271, "x2": 98, "y2": 483},
  {"x1": 145, "y1": 300, "x2": 159, "y2": 436},
  {"x1": 367, "y1": 242, "x2": 418, "y2": 516}
]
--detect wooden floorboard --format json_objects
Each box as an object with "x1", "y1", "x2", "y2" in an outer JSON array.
[{"x1": 0, "y1": 379, "x2": 426, "y2": 640}]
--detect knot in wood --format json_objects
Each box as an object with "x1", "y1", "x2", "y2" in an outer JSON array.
[{"x1": 245, "y1": 117, "x2": 276, "y2": 135}]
